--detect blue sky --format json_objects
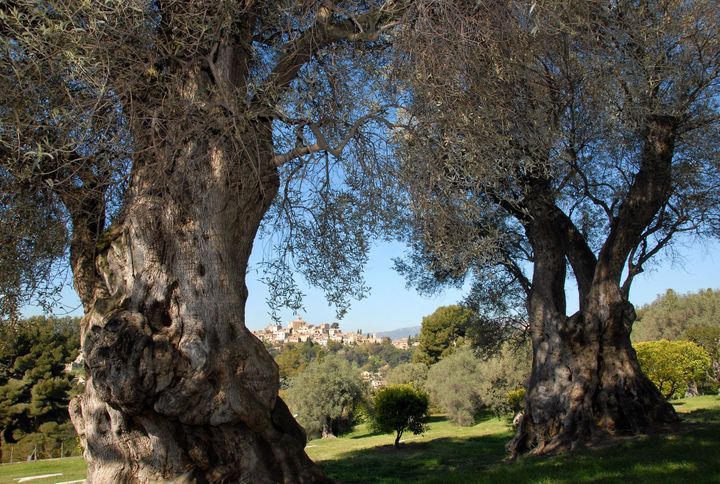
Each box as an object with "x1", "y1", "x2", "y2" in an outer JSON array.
[
  {"x1": 27, "y1": 236, "x2": 719, "y2": 334},
  {"x1": 245, "y1": 236, "x2": 720, "y2": 333}
]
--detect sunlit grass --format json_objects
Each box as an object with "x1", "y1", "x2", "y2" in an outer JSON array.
[
  {"x1": 0, "y1": 457, "x2": 85, "y2": 484},
  {"x1": 2, "y1": 396, "x2": 718, "y2": 484},
  {"x1": 309, "y1": 395, "x2": 720, "y2": 483}
]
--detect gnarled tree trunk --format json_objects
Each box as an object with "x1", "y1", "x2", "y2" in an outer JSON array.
[
  {"x1": 509, "y1": 116, "x2": 680, "y2": 456},
  {"x1": 68, "y1": 118, "x2": 328, "y2": 482},
  {"x1": 510, "y1": 282, "x2": 677, "y2": 456}
]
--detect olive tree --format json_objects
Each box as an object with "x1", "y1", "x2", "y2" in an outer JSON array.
[
  {"x1": 395, "y1": 0, "x2": 720, "y2": 455},
  {"x1": 425, "y1": 347, "x2": 483, "y2": 425},
  {"x1": 285, "y1": 355, "x2": 366, "y2": 439},
  {"x1": 1, "y1": 1, "x2": 408, "y2": 481}
]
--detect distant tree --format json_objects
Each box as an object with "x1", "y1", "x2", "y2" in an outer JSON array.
[
  {"x1": 274, "y1": 340, "x2": 331, "y2": 383},
  {"x1": 326, "y1": 340, "x2": 344, "y2": 353},
  {"x1": 425, "y1": 342, "x2": 531, "y2": 425},
  {"x1": 425, "y1": 347, "x2": 484, "y2": 426},
  {"x1": 385, "y1": 363, "x2": 429, "y2": 391},
  {"x1": 285, "y1": 356, "x2": 365, "y2": 439},
  {"x1": 368, "y1": 339, "x2": 413, "y2": 368},
  {"x1": 0, "y1": 317, "x2": 80, "y2": 459},
  {"x1": 371, "y1": 384, "x2": 429, "y2": 448},
  {"x1": 274, "y1": 346, "x2": 307, "y2": 382},
  {"x1": 328, "y1": 341, "x2": 412, "y2": 372},
  {"x1": 635, "y1": 340, "x2": 712, "y2": 399},
  {"x1": 684, "y1": 326, "x2": 720, "y2": 364},
  {"x1": 633, "y1": 289, "x2": 720, "y2": 342},
  {"x1": 8, "y1": 421, "x2": 81, "y2": 462},
  {"x1": 684, "y1": 326, "x2": 720, "y2": 392},
  {"x1": 413, "y1": 305, "x2": 476, "y2": 365}
]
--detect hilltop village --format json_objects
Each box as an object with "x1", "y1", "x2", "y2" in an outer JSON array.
[{"x1": 252, "y1": 316, "x2": 412, "y2": 350}]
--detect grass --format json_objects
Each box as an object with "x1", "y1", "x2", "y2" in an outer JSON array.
[
  {"x1": 308, "y1": 395, "x2": 720, "y2": 483},
  {"x1": 2, "y1": 396, "x2": 718, "y2": 484},
  {"x1": 0, "y1": 457, "x2": 85, "y2": 484}
]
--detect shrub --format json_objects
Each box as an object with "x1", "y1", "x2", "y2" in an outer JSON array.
[
  {"x1": 635, "y1": 339, "x2": 712, "y2": 399},
  {"x1": 425, "y1": 343, "x2": 530, "y2": 424},
  {"x1": 371, "y1": 384, "x2": 429, "y2": 447},
  {"x1": 506, "y1": 388, "x2": 526, "y2": 414},
  {"x1": 8, "y1": 422, "x2": 81, "y2": 461}
]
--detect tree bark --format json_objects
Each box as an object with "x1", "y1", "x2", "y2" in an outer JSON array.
[
  {"x1": 509, "y1": 281, "x2": 677, "y2": 456},
  {"x1": 508, "y1": 116, "x2": 680, "y2": 456},
  {"x1": 68, "y1": 118, "x2": 329, "y2": 482},
  {"x1": 321, "y1": 422, "x2": 336, "y2": 439},
  {"x1": 394, "y1": 429, "x2": 403, "y2": 448}
]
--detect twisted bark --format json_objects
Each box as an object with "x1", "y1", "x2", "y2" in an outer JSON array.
[
  {"x1": 509, "y1": 116, "x2": 680, "y2": 456},
  {"x1": 68, "y1": 124, "x2": 329, "y2": 482}
]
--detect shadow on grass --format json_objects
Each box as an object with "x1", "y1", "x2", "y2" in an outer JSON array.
[
  {"x1": 680, "y1": 407, "x2": 720, "y2": 424},
  {"x1": 349, "y1": 429, "x2": 384, "y2": 440},
  {"x1": 321, "y1": 406, "x2": 720, "y2": 484},
  {"x1": 349, "y1": 415, "x2": 453, "y2": 440},
  {"x1": 319, "y1": 432, "x2": 511, "y2": 483}
]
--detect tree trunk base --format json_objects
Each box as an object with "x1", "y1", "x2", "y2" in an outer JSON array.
[
  {"x1": 71, "y1": 383, "x2": 330, "y2": 483},
  {"x1": 508, "y1": 308, "x2": 678, "y2": 458}
]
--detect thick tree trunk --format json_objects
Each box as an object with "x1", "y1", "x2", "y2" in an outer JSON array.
[
  {"x1": 509, "y1": 282, "x2": 677, "y2": 456},
  {"x1": 321, "y1": 422, "x2": 336, "y2": 439},
  {"x1": 508, "y1": 115, "x2": 679, "y2": 456},
  {"x1": 68, "y1": 124, "x2": 328, "y2": 482}
]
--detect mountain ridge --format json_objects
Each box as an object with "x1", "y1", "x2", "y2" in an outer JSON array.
[{"x1": 375, "y1": 325, "x2": 421, "y2": 340}]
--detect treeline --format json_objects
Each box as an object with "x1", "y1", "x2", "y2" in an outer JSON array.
[
  {"x1": 281, "y1": 305, "x2": 530, "y2": 439},
  {"x1": 633, "y1": 288, "x2": 720, "y2": 397},
  {"x1": 633, "y1": 288, "x2": 720, "y2": 341},
  {"x1": 0, "y1": 316, "x2": 83, "y2": 463},
  {"x1": 281, "y1": 292, "x2": 720, "y2": 441}
]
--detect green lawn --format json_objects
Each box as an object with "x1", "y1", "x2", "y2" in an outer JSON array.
[
  {"x1": 2, "y1": 396, "x2": 718, "y2": 484},
  {"x1": 308, "y1": 395, "x2": 720, "y2": 483},
  {"x1": 0, "y1": 457, "x2": 85, "y2": 484}
]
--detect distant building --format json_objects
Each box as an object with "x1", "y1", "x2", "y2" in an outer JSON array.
[
  {"x1": 251, "y1": 317, "x2": 409, "y2": 350},
  {"x1": 360, "y1": 370, "x2": 385, "y2": 389},
  {"x1": 391, "y1": 339, "x2": 410, "y2": 350}
]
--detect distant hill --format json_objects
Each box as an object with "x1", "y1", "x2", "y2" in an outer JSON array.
[{"x1": 376, "y1": 326, "x2": 421, "y2": 340}]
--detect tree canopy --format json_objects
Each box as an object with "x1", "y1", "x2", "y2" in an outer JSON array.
[
  {"x1": 0, "y1": 0, "x2": 407, "y2": 322},
  {"x1": 370, "y1": 384, "x2": 429, "y2": 448},
  {"x1": 633, "y1": 289, "x2": 720, "y2": 342},
  {"x1": 413, "y1": 305, "x2": 475, "y2": 365},
  {"x1": 393, "y1": 0, "x2": 720, "y2": 455},
  {"x1": 396, "y1": 0, "x2": 720, "y2": 329}
]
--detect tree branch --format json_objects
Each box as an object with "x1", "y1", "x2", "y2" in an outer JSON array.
[
  {"x1": 253, "y1": 1, "x2": 407, "y2": 108},
  {"x1": 596, "y1": 115, "x2": 678, "y2": 284},
  {"x1": 272, "y1": 111, "x2": 389, "y2": 166}
]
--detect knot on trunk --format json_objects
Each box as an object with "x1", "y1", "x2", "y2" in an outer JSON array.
[
  {"x1": 84, "y1": 310, "x2": 179, "y2": 414},
  {"x1": 558, "y1": 313, "x2": 592, "y2": 348}
]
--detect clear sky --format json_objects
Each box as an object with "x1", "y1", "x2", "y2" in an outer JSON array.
[
  {"x1": 25, "y1": 236, "x2": 720, "y2": 334},
  {"x1": 245, "y1": 236, "x2": 720, "y2": 332}
]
